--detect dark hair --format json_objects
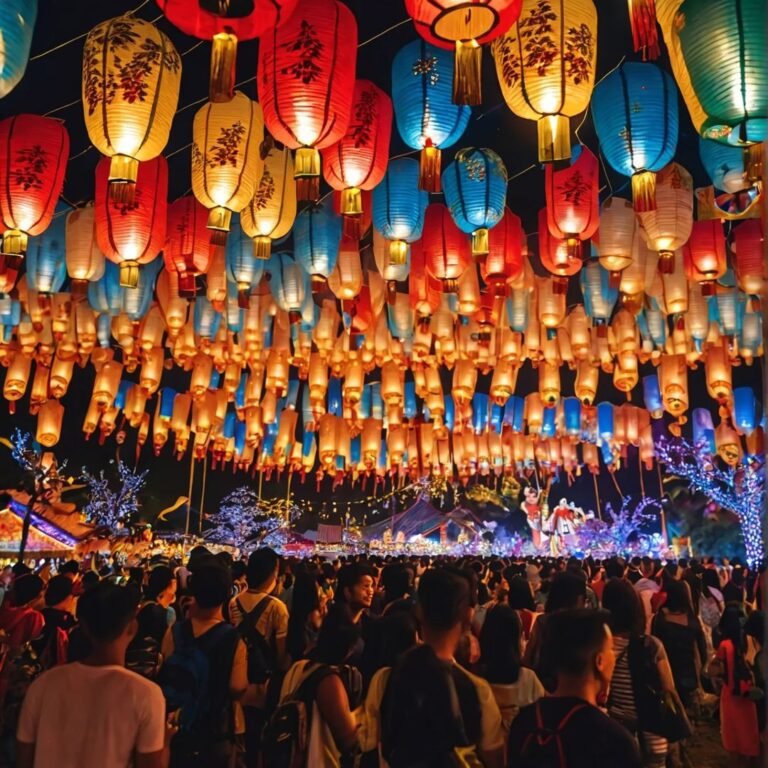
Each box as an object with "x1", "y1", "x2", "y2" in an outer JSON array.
[
  {"x1": 664, "y1": 579, "x2": 693, "y2": 615},
  {"x1": 418, "y1": 568, "x2": 472, "y2": 631},
  {"x1": 311, "y1": 605, "x2": 361, "y2": 665},
  {"x1": 247, "y1": 548, "x2": 280, "y2": 588},
  {"x1": 506, "y1": 575, "x2": 535, "y2": 612},
  {"x1": 59, "y1": 560, "x2": 80, "y2": 576},
  {"x1": 744, "y1": 611, "x2": 764, "y2": 647},
  {"x1": 81, "y1": 571, "x2": 100, "y2": 590},
  {"x1": 336, "y1": 563, "x2": 376, "y2": 602},
  {"x1": 363, "y1": 612, "x2": 419, "y2": 679},
  {"x1": 77, "y1": 582, "x2": 139, "y2": 642},
  {"x1": 701, "y1": 568, "x2": 721, "y2": 596},
  {"x1": 479, "y1": 605, "x2": 522, "y2": 685},
  {"x1": 186, "y1": 545, "x2": 212, "y2": 571},
  {"x1": 286, "y1": 571, "x2": 321, "y2": 660},
  {"x1": 145, "y1": 565, "x2": 175, "y2": 601},
  {"x1": 11, "y1": 563, "x2": 31, "y2": 577},
  {"x1": 545, "y1": 572, "x2": 587, "y2": 613},
  {"x1": 128, "y1": 567, "x2": 144, "y2": 585},
  {"x1": 189, "y1": 562, "x2": 231, "y2": 609},
  {"x1": 11, "y1": 574, "x2": 44, "y2": 606},
  {"x1": 380, "y1": 564, "x2": 411, "y2": 604},
  {"x1": 718, "y1": 605, "x2": 753, "y2": 695},
  {"x1": 540, "y1": 609, "x2": 611, "y2": 678},
  {"x1": 604, "y1": 558, "x2": 627, "y2": 581},
  {"x1": 44, "y1": 574, "x2": 73, "y2": 607},
  {"x1": 231, "y1": 560, "x2": 247, "y2": 581},
  {"x1": 602, "y1": 578, "x2": 645, "y2": 637}
]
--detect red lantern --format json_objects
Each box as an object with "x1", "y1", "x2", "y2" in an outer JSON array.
[
  {"x1": 0, "y1": 114, "x2": 69, "y2": 278},
  {"x1": 165, "y1": 196, "x2": 212, "y2": 297},
  {"x1": 481, "y1": 207, "x2": 524, "y2": 295},
  {"x1": 405, "y1": 0, "x2": 522, "y2": 105},
  {"x1": 95, "y1": 155, "x2": 168, "y2": 288},
  {"x1": 258, "y1": 0, "x2": 357, "y2": 200},
  {"x1": 683, "y1": 220, "x2": 726, "y2": 295},
  {"x1": 538, "y1": 208, "x2": 581, "y2": 292},
  {"x1": 322, "y1": 80, "x2": 392, "y2": 237},
  {"x1": 409, "y1": 238, "x2": 442, "y2": 316},
  {"x1": 731, "y1": 219, "x2": 764, "y2": 296},
  {"x1": 422, "y1": 203, "x2": 471, "y2": 292},
  {"x1": 545, "y1": 147, "x2": 599, "y2": 260}
]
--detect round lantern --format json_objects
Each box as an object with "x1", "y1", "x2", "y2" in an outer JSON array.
[
  {"x1": 165, "y1": 196, "x2": 212, "y2": 296},
  {"x1": 699, "y1": 137, "x2": 757, "y2": 194},
  {"x1": 191, "y1": 91, "x2": 263, "y2": 241},
  {"x1": 240, "y1": 142, "x2": 296, "y2": 261},
  {"x1": 731, "y1": 219, "x2": 764, "y2": 296},
  {"x1": 65, "y1": 204, "x2": 106, "y2": 296},
  {"x1": 294, "y1": 201, "x2": 342, "y2": 289},
  {"x1": 392, "y1": 40, "x2": 471, "y2": 192},
  {"x1": 442, "y1": 147, "x2": 507, "y2": 255},
  {"x1": 422, "y1": 203, "x2": 471, "y2": 292},
  {"x1": 82, "y1": 16, "x2": 181, "y2": 202},
  {"x1": 321, "y1": 80, "x2": 392, "y2": 236},
  {"x1": 405, "y1": 0, "x2": 522, "y2": 106},
  {"x1": 481, "y1": 207, "x2": 524, "y2": 295},
  {"x1": 258, "y1": 0, "x2": 357, "y2": 200},
  {"x1": 597, "y1": 198, "x2": 635, "y2": 281},
  {"x1": 492, "y1": 0, "x2": 598, "y2": 162},
  {"x1": 591, "y1": 62, "x2": 678, "y2": 211},
  {"x1": 95, "y1": 154, "x2": 168, "y2": 288},
  {"x1": 226, "y1": 215, "x2": 264, "y2": 307},
  {"x1": 538, "y1": 208, "x2": 580, "y2": 289},
  {"x1": 26, "y1": 205, "x2": 67, "y2": 296},
  {"x1": 683, "y1": 220, "x2": 726, "y2": 295},
  {"x1": 636, "y1": 163, "x2": 693, "y2": 274},
  {"x1": 0, "y1": 0, "x2": 37, "y2": 98}
]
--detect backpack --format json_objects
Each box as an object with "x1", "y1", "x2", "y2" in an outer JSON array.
[
  {"x1": 125, "y1": 603, "x2": 164, "y2": 680},
  {"x1": 235, "y1": 595, "x2": 275, "y2": 684},
  {"x1": 699, "y1": 595, "x2": 722, "y2": 629},
  {"x1": 261, "y1": 663, "x2": 337, "y2": 768},
  {"x1": 519, "y1": 702, "x2": 588, "y2": 768}
]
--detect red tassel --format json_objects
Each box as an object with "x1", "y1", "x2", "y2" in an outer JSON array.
[{"x1": 628, "y1": 0, "x2": 660, "y2": 60}]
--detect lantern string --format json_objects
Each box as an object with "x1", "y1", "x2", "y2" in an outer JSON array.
[{"x1": 358, "y1": 18, "x2": 411, "y2": 48}]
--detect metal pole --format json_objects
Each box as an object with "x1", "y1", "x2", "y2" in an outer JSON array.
[
  {"x1": 184, "y1": 453, "x2": 195, "y2": 536},
  {"x1": 198, "y1": 456, "x2": 208, "y2": 535}
]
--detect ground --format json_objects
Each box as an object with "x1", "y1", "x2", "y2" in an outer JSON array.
[{"x1": 685, "y1": 710, "x2": 730, "y2": 768}]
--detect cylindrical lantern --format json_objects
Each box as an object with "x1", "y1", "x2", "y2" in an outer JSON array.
[
  {"x1": 598, "y1": 198, "x2": 635, "y2": 279},
  {"x1": 328, "y1": 241, "x2": 363, "y2": 301},
  {"x1": 95, "y1": 155, "x2": 168, "y2": 288},
  {"x1": 683, "y1": 220, "x2": 726, "y2": 294},
  {"x1": 422, "y1": 203, "x2": 471, "y2": 291},
  {"x1": 705, "y1": 341, "x2": 732, "y2": 402},
  {"x1": 26, "y1": 208, "x2": 67, "y2": 296},
  {"x1": 539, "y1": 361, "x2": 561, "y2": 406},
  {"x1": 0, "y1": 0, "x2": 37, "y2": 98},
  {"x1": 392, "y1": 40, "x2": 471, "y2": 191},
  {"x1": 659, "y1": 353, "x2": 688, "y2": 417},
  {"x1": 294, "y1": 201, "x2": 342, "y2": 289},
  {"x1": 492, "y1": 0, "x2": 598, "y2": 162},
  {"x1": 538, "y1": 208, "x2": 580, "y2": 286},
  {"x1": 481, "y1": 208, "x2": 524, "y2": 294},
  {"x1": 36, "y1": 399, "x2": 64, "y2": 448},
  {"x1": 268, "y1": 252, "x2": 308, "y2": 317},
  {"x1": 442, "y1": 147, "x2": 507, "y2": 255},
  {"x1": 164, "y1": 195, "x2": 212, "y2": 296},
  {"x1": 537, "y1": 276, "x2": 566, "y2": 329},
  {"x1": 65, "y1": 204, "x2": 105, "y2": 295},
  {"x1": 192, "y1": 92, "x2": 263, "y2": 241},
  {"x1": 731, "y1": 220, "x2": 764, "y2": 296},
  {"x1": 699, "y1": 137, "x2": 756, "y2": 194},
  {"x1": 258, "y1": 0, "x2": 357, "y2": 200},
  {"x1": 82, "y1": 16, "x2": 180, "y2": 202},
  {"x1": 226, "y1": 215, "x2": 264, "y2": 307},
  {"x1": 591, "y1": 62, "x2": 678, "y2": 211},
  {"x1": 580, "y1": 260, "x2": 618, "y2": 327}
]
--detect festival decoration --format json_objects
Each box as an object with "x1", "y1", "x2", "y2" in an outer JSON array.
[
  {"x1": 626, "y1": 0, "x2": 660, "y2": 60},
  {"x1": 731, "y1": 220, "x2": 764, "y2": 296},
  {"x1": 481, "y1": 208, "x2": 524, "y2": 293},
  {"x1": 0, "y1": 0, "x2": 37, "y2": 99},
  {"x1": 597, "y1": 198, "x2": 635, "y2": 281},
  {"x1": 25, "y1": 204, "x2": 67, "y2": 297},
  {"x1": 294, "y1": 201, "x2": 342, "y2": 289},
  {"x1": 65, "y1": 204, "x2": 106, "y2": 296},
  {"x1": 421, "y1": 203, "x2": 471, "y2": 292},
  {"x1": 81, "y1": 460, "x2": 148, "y2": 533},
  {"x1": 164, "y1": 196, "x2": 212, "y2": 296},
  {"x1": 82, "y1": 15, "x2": 181, "y2": 203},
  {"x1": 226, "y1": 215, "x2": 265, "y2": 306},
  {"x1": 682, "y1": 220, "x2": 726, "y2": 294}
]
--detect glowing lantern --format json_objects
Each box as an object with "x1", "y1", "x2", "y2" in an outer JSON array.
[
  {"x1": 442, "y1": 147, "x2": 507, "y2": 255},
  {"x1": 268, "y1": 252, "x2": 308, "y2": 318},
  {"x1": 65, "y1": 204, "x2": 105, "y2": 296},
  {"x1": 732, "y1": 387, "x2": 760, "y2": 436},
  {"x1": 591, "y1": 62, "x2": 678, "y2": 211},
  {"x1": 705, "y1": 342, "x2": 732, "y2": 402},
  {"x1": 192, "y1": 92, "x2": 263, "y2": 241},
  {"x1": 1, "y1": 1, "x2": 37, "y2": 98},
  {"x1": 580, "y1": 260, "x2": 618, "y2": 328},
  {"x1": 225, "y1": 215, "x2": 264, "y2": 307},
  {"x1": 294, "y1": 201, "x2": 342, "y2": 289},
  {"x1": 539, "y1": 361, "x2": 560, "y2": 406},
  {"x1": 699, "y1": 137, "x2": 758, "y2": 195},
  {"x1": 636, "y1": 163, "x2": 693, "y2": 274},
  {"x1": 36, "y1": 399, "x2": 64, "y2": 448},
  {"x1": 731, "y1": 220, "x2": 764, "y2": 296},
  {"x1": 422, "y1": 203, "x2": 471, "y2": 291},
  {"x1": 328, "y1": 242, "x2": 363, "y2": 301},
  {"x1": 481, "y1": 208, "x2": 524, "y2": 295},
  {"x1": 26, "y1": 208, "x2": 67, "y2": 296},
  {"x1": 3, "y1": 352, "x2": 31, "y2": 408},
  {"x1": 683, "y1": 220, "x2": 726, "y2": 295},
  {"x1": 322, "y1": 80, "x2": 392, "y2": 235},
  {"x1": 597, "y1": 198, "x2": 635, "y2": 280},
  {"x1": 82, "y1": 16, "x2": 180, "y2": 202},
  {"x1": 95, "y1": 155, "x2": 167, "y2": 288},
  {"x1": 164, "y1": 196, "x2": 212, "y2": 296},
  {"x1": 537, "y1": 276, "x2": 566, "y2": 331},
  {"x1": 545, "y1": 147, "x2": 599, "y2": 259},
  {"x1": 492, "y1": 0, "x2": 597, "y2": 162},
  {"x1": 715, "y1": 420, "x2": 741, "y2": 465},
  {"x1": 538, "y1": 208, "x2": 580, "y2": 288},
  {"x1": 392, "y1": 40, "x2": 471, "y2": 192},
  {"x1": 659, "y1": 353, "x2": 688, "y2": 418},
  {"x1": 258, "y1": 0, "x2": 357, "y2": 200},
  {"x1": 240, "y1": 143, "x2": 296, "y2": 261}
]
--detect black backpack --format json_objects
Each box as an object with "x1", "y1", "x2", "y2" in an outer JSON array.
[
  {"x1": 235, "y1": 595, "x2": 276, "y2": 684},
  {"x1": 518, "y1": 702, "x2": 588, "y2": 768}
]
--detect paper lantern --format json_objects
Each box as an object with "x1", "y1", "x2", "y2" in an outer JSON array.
[
  {"x1": 481, "y1": 207, "x2": 524, "y2": 294},
  {"x1": 715, "y1": 420, "x2": 741, "y2": 465},
  {"x1": 538, "y1": 208, "x2": 580, "y2": 288},
  {"x1": 683, "y1": 220, "x2": 726, "y2": 294},
  {"x1": 627, "y1": 0, "x2": 660, "y2": 59},
  {"x1": 191, "y1": 91, "x2": 263, "y2": 241},
  {"x1": 405, "y1": 1, "x2": 522, "y2": 105},
  {"x1": 82, "y1": 16, "x2": 180, "y2": 202},
  {"x1": 0, "y1": 0, "x2": 37, "y2": 98},
  {"x1": 65, "y1": 204, "x2": 105, "y2": 295},
  {"x1": 294, "y1": 201, "x2": 342, "y2": 289},
  {"x1": 539, "y1": 361, "x2": 560, "y2": 406},
  {"x1": 733, "y1": 386, "x2": 761, "y2": 436},
  {"x1": 676, "y1": 0, "x2": 765, "y2": 145},
  {"x1": 591, "y1": 62, "x2": 678, "y2": 211},
  {"x1": 422, "y1": 203, "x2": 471, "y2": 291},
  {"x1": 36, "y1": 399, "x2": 64, "y2": 447},
  {"x1": 659, "y1": 353, "x2": 688, "y2": 417},
  {"x1": 442, "y1": 147, "x2": 507, "y2": 255},
  {"x1": 492, "y1": 0, "x2": 597, "y2": 162},
  {"x1": 95, "y1": 155, "x2": 168, "y2": 288},
  {"x1": 580, "y1": 260, "x2": 618, "y2": 328},
  {"x1": 731, "y1": 220, "x2": 764, "y2": 296},
  {"x1": 268, "y1": 252, "x2": 308, "y2": 318},
  {"x1": 321, "y1": 80, "x2": 392, "y2": 235},
  {"x1": 26, "y1": 205, "x2": 67, "y2": 297},
  {"x1": 240, "y1": 143, "x2": 296, "y2": 261},
  {"x1": 545, "y1": 146, "x2": 599, "y2": 260},
  {"x1": 258, "y1": 0, "x2": 357, "y2": 200},
  {"x1": 637, "y1": 163, "x2": 693, "y2": 274},
  {"x1": 165, "y1": 196, "x2": 212, "y2": 296},
  {"x1": 597, "y1": 198, "x2": 635, "y2": 280},
  {"x1": 226, "y1": 216, "x2": 264, "y2": 307},
  {"x1": 705, "y1": 341, "x2": 732, "y2": 402},
  {"x1": 536, "y1": 276, "x2": 566, "y2": 330},
  {"x1": 328, "y1": 242, "x2": 363, "y2": 301},
  {"x1": 699, "y1": 137, "x2": 756, "y2": 194},
  {"x1": 392, "y1": 40, "x2": 471, "y2": 192}
]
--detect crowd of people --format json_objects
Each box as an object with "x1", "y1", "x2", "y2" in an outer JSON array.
[{"x1": 0, "y1": 549, "x2": 763, "y2": 767}]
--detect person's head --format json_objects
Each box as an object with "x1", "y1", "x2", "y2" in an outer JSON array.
[
  {"x1": 664, "y1": 579, "x2": 693, "y2": 615},
  {"x1": 11, "y1": 574, "x2": 44, "y2": 608},
  {"x1": 336, "y1": 563, "x2": 376, "y2": 612},
  {"x1": 479, "y1": 604, "x2": 522, "y2": 685},
  {"x1": 662, "y1": 561, "x2": 681, "y2": 586},
  {"x1": 506, "y1": 574, "x2": 535, "y2": 611},
  {"x1": 311, "y1": 605, "x2": 361, "y2": 665},
  {"x1": 11, "y1": 562, "x2": 31, "y2": 578},
  {"x1": 59, "y1": 560, "x2": 80, "y2": 580},
  {"x1": 186, "y1": 545, "x2": 212, "y2": 572},
  {"x1": 744, "y1": 610, "x2": 764, "y2": 649},
  {"x1": 44, "y1": 574, "x2": 74, "y2": 612},
  {"x1": 77, "y1": 582, "x2": 140, "y2": 650},
  {"x1": 525, "y1": 563, "x2": 541, "y2": 587},
  {"x1": 189, "y1": 562, "x2": 231, "y2": 612},
  {"x1": 231, "y1": 560, "x2": 247, "y2": 586},
  {"x1": 702, "y1": 568, "x2": 721, "y2": 595},
  {"x1": 718, "y1": 604, "x2": 747, "y2": 648},
  {"x1": 128, "y1": 566, "x2": 144, "y2": 585},
  {"x1": 731, "y1": 565, "x2": 746, "y2": 589},
  {"x1": 604, "y1": 557, "x2": 627, "y2": 581},
  {"x1": 417, "y1": 567, "x2": 473, "y2": 637},
  {"x1": 640, "y1": 556, "x2": 654, "y2": 578},
  {"x1": 145, "y1": 565, "x2": 177, "y2": 608},
  {"x1": 602, "y1": 578, "x2": 645, "y2": 637},
  {"x1": 81, "y1": 571, "x2": 100, "y2": 591},
  {"x1": 630, "y1": 556, "x2": 641, "y2": 570},
  {"x1": 246, "y1": 548, "x2": 280, "y2": 592},
  {"x1": 545, "y1": 571, "x2": 587, "y2": 613},
  {"x1": 369, "y1": 611, "x2": 419, "y2": 670},
  {"x1": 380, "y1": 563, "x2": 411, "y2": 604}
]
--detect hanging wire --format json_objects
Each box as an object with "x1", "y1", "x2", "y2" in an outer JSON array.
[
  {"x1": 574, "y1": 55, "x2": 626, "y2": 146},
  {"x1": 358, "y1": 18, "x2": 410, "y2": 48}
]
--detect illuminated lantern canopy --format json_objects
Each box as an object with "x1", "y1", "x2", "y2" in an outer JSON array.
[
  {"x1": 492, "y1": 0, "x2": 598, "y2": 162},
  {"x1": 683, "y1": 220, "x2": 726, "y2": 295},
  {"x1": 322, "y1": 80, "x2": 392, "y2": 237},
  {"x1": 165, "y1": 196, "x2": 212, "y2": 296},
  {"x1": 580, "y1": 260, "x2": 618, "y2": 330},
  {"x1": 258, "y1": 0, "x2": 357, "y2": 200},
  {"x1": 65, "y1": 204, "x2": 105, "y2": 296},
  {"x1": 95, "y1": 155, "x2": 168, "y2": 288},
  {"x1": 538, "y1": 208, "x2": 580, "y2": 290},
  {"x1": 442, "y1": 147, "x2": 507, "y2": 256},
  {"x1": 392, "y1": 40, "x2": 471, "y2": 192},
  {"x1": 731, "y1": 220, "x2": 764, "y2": 296},
  {"x1": 405, "y1": 0, "x2": 522, "y2": 105},
  {"x1": 156, "y1": 0, "x2": 298, "y2": 101},
  {"x1": 591, "y1": 62, "x2": 678, "y2": 211},
  {"x1": 0, "y1": 0, "x2": 37, "y2": 98},
  {"x1": 294, "y1": 201, "x2": 342, "y2": 290},
  {"x1": 545, "y1": 146, "x2": 599, "y2": 260},
  {"x1": 422, "y1": 203, "x2": 471, "y2": 292},
  {"x1": 481, "y1": 208, "x2": 524, "y2": 295},
  {"x1": 240, "y1": 143, "x2": 296, "y2": 261},
  {"x1": 658, "y1": 353, "x2": 688, "y2": 418},
  {"x1": 636, "y1": 162, "x2": 693, "y2": 274},
  {"x1": 191, "y1": 92, "x2": 263, "y2": 242},
  {"x1": 372, "y1": 158, "x2": 428, "y2": 265},
  {"x1": 82, "y1": 16, "x2": 180, "y2": 202},
  {"x1": 598, "y1": 198, "x2": 635, "y2": 283}
]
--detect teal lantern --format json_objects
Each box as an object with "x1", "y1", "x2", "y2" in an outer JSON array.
[
  {"x1": 0, "y1": 0, "x2": 37, "y2": 98},
  {"x1": 26, "y1": 205, "x2": 68, "y2": 296},
  {"x1": 226, "y1": 215, "x2": 264, "y2": 308},
  {"x1": 294, "y1": 201, "x2": 342, "y2": 289}
]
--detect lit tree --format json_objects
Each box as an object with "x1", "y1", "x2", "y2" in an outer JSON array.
[
  {"x1": 81, "y1": 461, "x2": 148, "y2": 533},
  {"x1": 577, "y1": 496, "x2": 662, "y2": 555}
]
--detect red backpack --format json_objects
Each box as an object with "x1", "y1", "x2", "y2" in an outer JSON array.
[{"x1": 520, "y1": 702, "x2": 588, "y2": 768}]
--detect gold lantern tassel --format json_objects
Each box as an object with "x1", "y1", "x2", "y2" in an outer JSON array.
[
  {"x1": 119, "y1": 261, "x2": 140, "y2": 289},
  {"x1": 472, "y1": 228, "x2": 489, "y2": 257},
  {"x1": 207, "y1": 207, "x2": 232, "y2": 246},
  {"x1": 108, "y1": 155, "x2": 139, "y2": 205},
  {"x1": 631, "y1": 170, "x2": 656, "y2": 212},
  {"x1": 210, "y1": 31, "x2": 237, "y2": 103},
  {"x1": 419, "y1": 139, "x2": 441, "y2": 192},
  {"x1": 453, "y1": 40, "x2": 482, "y2": 106},
  {"x1": 295, "y1": 147, "x2": 321, "y2": 202},
  {"x1": 537, "y1": 115, "x2": 571, "y2": 163},
  {"x1": 341, "y1": 187, "x2": 363, "y2": 240},
  {"x1": 254, "y1": 236, "x2": 271, "y2": 260},
  {"x1": 389, "y1": 240, "x2": 408, "y2": 265}
]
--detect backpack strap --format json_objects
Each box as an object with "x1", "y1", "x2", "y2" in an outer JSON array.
[
  {"x1": 238, "y1": 594, "x2": 273, "y2": 631},
  {"x1": 523, "y1": 701, "x2": 589, "y2": 768}
]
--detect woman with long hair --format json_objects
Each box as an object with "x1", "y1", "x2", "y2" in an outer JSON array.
[
  {"x1": 505, "y1": 573, "x2": 538, "y2": 648},
  {"x1": 285, "y1": 570, "x2": 324, "y2": 662}
]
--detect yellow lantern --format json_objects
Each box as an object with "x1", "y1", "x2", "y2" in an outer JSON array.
[
  {"x1": 34, "y1": 399, "x2": 63, "y2": 448},
  {"x1": 3, "y1": 352, "x2": 31, "y2": 408},
  {"x1": 82, "y1": 16, "x2": 181, "y2": 202},
  {"x1": 192, "y1": 92, "x2": 264, "y2": 241},
  {"x1": 140, "y1": 347, "x2": 164, "y2": 395},
  {"x1": 536, "y1": 277, "x2": 566, "y2": 330},
  {"x1": 575, "y1": 360, "x2": 598, "y2": 404},
  {"x1": 659, "y1": 251, "x2": 688, "y2": 315},
  {"x1": 659, "y1": 354, "x2": 688, "y2": 417},
  {"x1": 598, "y1": 198, "x2": 635, "y2": 280},
  {"x1": 539, "y1": 361, "x2": 560, "y2": 406},
  {"x1": 92, "y1": 360, "x2": 123, "y2": 410},
  {"x1": 490, "y1": 361, "x2": 518, "y2": 406},
  {"x1": 452, "y1": 360, "x2": 477, "y2": 406},
  {"x1": 492, "y1": 0, "x2": 597, "y2": 162},
  {"x1": 328, "y1": 243, "x2": 363, "y2": 301},
  {"x1": 715, "y1": 420, "x2": 741, "y2": 465},
  {"x1": 49, "y1": 355, "x2": 74, "y2": 399},
  {"x1": 525, "y1": 392, "x2": 544, "y2": 434},
  {"x1": 705, "y1": 341, "x2": 732, "y2": 402},
  {"x1": 381, "y1": 361, "x2": 404, "y2": 407}
]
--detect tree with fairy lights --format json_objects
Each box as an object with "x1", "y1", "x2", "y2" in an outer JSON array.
[
  {"x1": 655, "y1": 436, "x2": 765, "y2": 568},
  {"x1": 81, "y1": 461, "x2": 148, "y2": 533},
  {"x1": 577, "y1": 496, "x2": 662, "y2": 556}
]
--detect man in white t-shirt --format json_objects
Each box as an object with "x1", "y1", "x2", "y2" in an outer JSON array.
[{"x1": 17, "y1": 581, "x2": 170, "y2": 768}]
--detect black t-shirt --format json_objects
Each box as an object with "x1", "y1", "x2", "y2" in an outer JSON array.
[
  {"x1": 135, "y1": 602, "x2": 171, "y2": 645},
  {"x1": 507, "y1": 696, "x2": 641, "y2": 768}
]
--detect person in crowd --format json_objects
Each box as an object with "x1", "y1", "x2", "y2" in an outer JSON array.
[
  {"x1": 335, "y1": 563, "x2": 377, "y2": 625},
  {"x1": 505, "y1": 573, "x2": 538, "y2": 647},
  {"x1": 33, "y1": 575, "x2": 77, "y2": 669},
  {"x1": 507, "y1": 608, "x2": 642, "y2": 768},
  {"x1": 651, "y1": 562, "x2": 682, "y2": 614},
  {"x1": 722, "y1": 565, "x2": 747, "y2": 607},
  {"x1": 231, "y1": 560, "x2": 248, "y2": 596},
  {"x1": 377, "y1": 563, "x2": 413, "y2": 616},
  {"x1": 634, "y1": 557, "x2": 661, "y2": 633},
  {"x1": 286, "y1": 570, "x2": 324, "y2": 662},
  {"x1": 627, "y1": 557, "x2": 643, "y2": 585},
  {"x1": 17, "y1": 582, "x2": 170, "y2": 768},
  {"x1": 0, "y1": 575, "x2": 45, "y2": 652},
  {"x1": 743, "y1": 610, "x2": 765, "y2": 734},
  {"x1": 700, "y1": 567, "x2": 725, "y2": 651}
]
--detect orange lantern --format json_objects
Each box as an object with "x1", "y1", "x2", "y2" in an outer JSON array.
[
  {"x1": 731, "y1": 219, "x2": 764, "y2": 296},
  {"x1": 538, "y1": 208, "x2": 581, "y2": 290},
  {"x1": 36, "y1": 399, "x2": 64, "y2": 447},
  {"x1": 164, "y1": 196, "x2": 212, "y2": 296},
  {"x1": 65, "y1": 204, "x2": 105, "y2": 296}
]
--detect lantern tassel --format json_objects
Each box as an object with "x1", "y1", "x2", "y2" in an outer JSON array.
[
  {"x1": 210, "y1": 31, "x2": 237, "y2": 103},
  {"x1": 658, "y1": 250, "x2": 674, "y2": 274},
  {"x1": 471, "y1": 228, "x2": 490, "y2": 257},
  {"x1": 388, "y1": 240, "x2": 408, "y2": 265},
  {"x1": 343, "y1": 215, "x2": 362, "y2": 241},
  {"x1": 207, "y1": 207, "x2": 232, "y2": 245},
  {"x1": 628, "y1": 0, "x2": 660, "y2": 61},
  {"x1": 254, "y1": 236, "x2": 271, "y2": 260},
  {"x1": 419, "y1": 140, "x2": 441, "y2": 192},
  {"x1": 744, "y1": 143, "x2": 763, "y2": 183},
  {"x1": 177, "y1": 273, "x2": 197, "y2": 298},
  {"x1": 108, "y1": 155, "x2": 139, "y2": 205},
  {"x1": 295, "y1": 148, "x2": 321, "y2": 202},
  {"x1": 119, "y1": 261, "x2": 140, "y2": 289},
  {"x1": 453, "y1": 40, "x2": 482, "y2": 106},
  {"x1": 631, "y1": 170, "x2": 656, "y2": 212},
  {"x1": 537, "y1": 115, "x2": 571, "y2": 164}
]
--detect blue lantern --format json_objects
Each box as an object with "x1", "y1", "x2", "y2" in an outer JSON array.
[
  {"x1": 643, "y1": 375, "x2": 663, "y2": 419},
  {"x1": 122, "y1": 259, "x2": 161, "y2": 321},
  {"x1": 0, "y1": 0, "x2": 37, "y2": 98},
  {"x1": 472, "y1": 393, "x2": 489, "y2": 433},
  {"x1": 224, "y1": 282, "x2": 244, "y2": 333},
  {"x1": 503, "y1": 396, "x2": 524, "y2": 432},
  {"x1": 26, "y1": 205, "x2": 68, "y2": 295},
  {"x1": 404, "y1": 382, "x2": 417, "y2": 420},
  {"x1": 542, "y1": 406, "x2": 557, "y2": 438},
  {"x1": 88, "y1": 260, "x2": 124, "y2": 316},
  {"x1": 580, "y1": 260, "x2": 619, "y2": 327},
  {"x1": 392, "y1": 39, "x2": 471, "y2": 193},
  {"x1": 591, "y1": 62, "x2": 678, "y2": 211},
  {"x1": 294, "y1": 201, "x2": 342, "y2": 283},
  {"x1": 733, "y1": 387, "x2": 761, "y2": 436},
  {"x1": 442, "y1": 147, "x2": 507, "y2": 256},
  {"x1": 563, "y1": 397, "x2": 582, "y2": 436},
  {"x1": 226, "y1": 215, "x2": 264, "y2": 307},
  {"x1": 597, "y1": 402, "x2": 614, "y2": 441},
  {"x1": 699, "y1": 137, "x2": 751, "y2": 194},
  {"x1": 267, "y1": 253, "x2": 309, "y2": 315},
  {"x1": 193, "y1": 296, "x2": 221, "y2": 342}
]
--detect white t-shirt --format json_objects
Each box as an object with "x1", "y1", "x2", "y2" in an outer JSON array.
[
  {"x1": 17, "y1": 663, "x2": 166, "y2": 768},
  {"x1": 489, "y1": 667, "x2": 546, "y2": 731}
]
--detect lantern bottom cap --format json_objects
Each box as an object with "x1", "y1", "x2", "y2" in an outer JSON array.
[
  {"x1": 119, "y1": 261, "x2": 140, "y2": 288},
  {"x1": 419, "y1": 144, "x2": 441, "y2": 192},
  {"x1": 1, "y1": 230, "x2": 28, "y2": 256},
  {"x1": 537, "y1": 115, "x2": 571, "y2": 164}
]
